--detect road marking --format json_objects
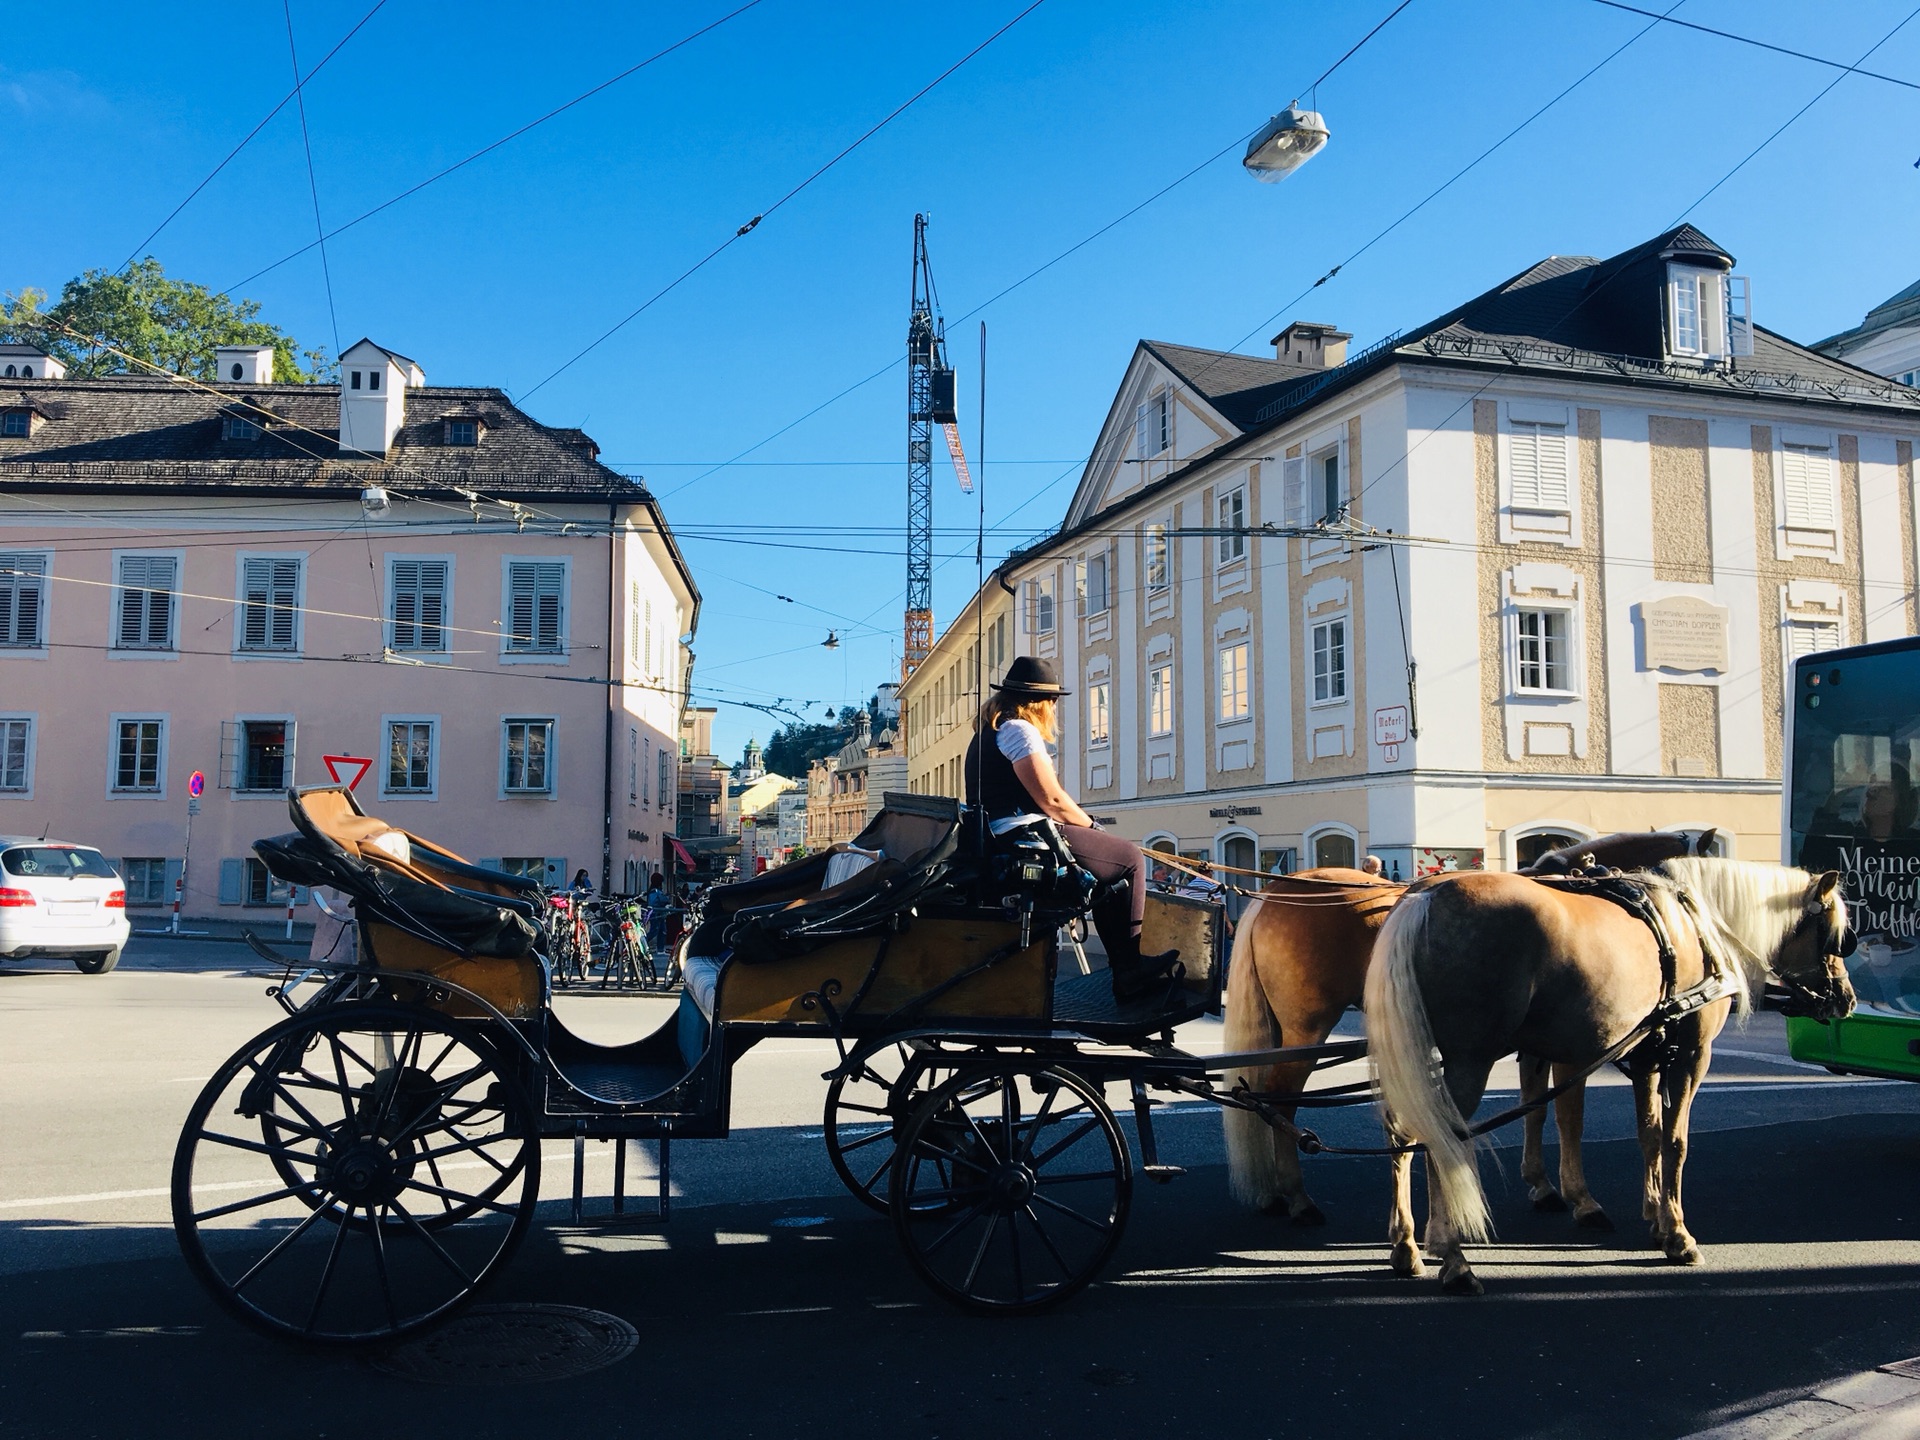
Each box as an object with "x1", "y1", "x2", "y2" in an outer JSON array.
[{"x1": 1711, "y1": 1047, "x2": 1829, "y2": 1072}]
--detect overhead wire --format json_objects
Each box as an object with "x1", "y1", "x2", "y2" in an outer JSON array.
[
  {"x1": 1583, "y1": 0, "x2": 1920, "y2": 90},
  {"x1": 228, "y1": 0, "x2": 771, "y2": 291},
  {"x1": 282, "y1": 0, "x2": 344, "y2": 361},
  {"x1": 517, "y1": 0, "x2": 1049, "y2": 403},
  {"x1": 115, "y1": 0, "x2": 390, "y2": 273}
]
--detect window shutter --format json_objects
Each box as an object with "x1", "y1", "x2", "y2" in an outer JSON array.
[
  {"x1": 0, "y1": 553, "x2": 46, "y2": 646},
  {"x1": 145, "y1": 559, "x2": 176, "y2": 647},
  {"x1": 1727, "y1": 275, "x2": 1754, "y2": 358},
  {"x1": 218, "y1": 858, "x2": 245, "y2": 905},
  {"x1": 391, "y1": 560, "x2": 420, "y2": 649},
  {"x1": 242, "y1": 559, "x2": 269, "y2": 648},
  {"x1": 269, "y1": 562, "x2": 297, "y2": 649},
  {"x1": 117, "y1": 562, "x2": 147, "y2": 649},
  {"x1": 1509, "y1": 425, "x2": 1540, "y2": 508},
  {"x1": 1282, "y1": 458, "x2": 1305, "y2": 527},
  {"x1": 1782, "y1": 445, "x2": 1835, "y2": 528},
  {"x1": 1135, "y1": 403, "x2": 1150, "y2": 461},
  {"x1": 507, "y1": 562, "x2": 565, "y2": 651}
]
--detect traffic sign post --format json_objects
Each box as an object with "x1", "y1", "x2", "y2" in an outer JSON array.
[{"x1": 174, "y1": 773, "x2": 206, "y2": 935}]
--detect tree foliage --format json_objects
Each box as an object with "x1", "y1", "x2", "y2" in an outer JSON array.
[
  {"x1": 1, "y1": 259, "x2": 330, "y2": 382},
  {"x1": 762, "y1": 692, "x2": 901, "y2": 779}
]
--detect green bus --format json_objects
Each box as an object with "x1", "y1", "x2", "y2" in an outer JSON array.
[{"x1": 1785, "y1": 633, "x2": 1920, "y2": 1079}]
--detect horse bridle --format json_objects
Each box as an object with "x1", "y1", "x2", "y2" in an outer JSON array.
[{"x1": 1770, "y1": 893, "x2": 1857, "y2": 1021}]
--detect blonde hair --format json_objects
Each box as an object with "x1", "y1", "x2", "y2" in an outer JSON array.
[{"x1": 977, "y1": 693, "x2": 1059, "y2": 743}]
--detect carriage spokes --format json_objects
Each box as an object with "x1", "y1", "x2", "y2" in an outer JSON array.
[{"x1": 171, "y1": 1001, "x2": 540, "y2": 1344}]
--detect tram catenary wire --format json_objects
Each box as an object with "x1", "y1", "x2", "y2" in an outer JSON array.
[{"x1": 282, "y1": 0, "x2": 345, "y2": 362}]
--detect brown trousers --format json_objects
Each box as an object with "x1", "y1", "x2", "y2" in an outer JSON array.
[{"x1": 1059, "y1": 824, "x2": 1148, "y2": 961}]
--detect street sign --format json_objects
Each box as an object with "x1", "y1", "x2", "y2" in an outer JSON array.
[
  {"x1": 1373, "y1": 706, "x2": 1409, "y2": 762},
  {"x1": 187, "y1": 770, "x2": 205, "y2": 798},
  {"x1": 187, "y1": 798, "x2": 201, "y2": 816},
  {"x1": 323, "y1": 754, "x2": 374, "y2": 790}
]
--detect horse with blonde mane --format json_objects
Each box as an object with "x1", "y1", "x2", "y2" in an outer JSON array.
[
  {"x1": 1366, "y1": 857, "x2": 1855, "y2": 1295},
  {"x1": 1222, "y1": 831, "x2": 1712, "y2": 1226}
]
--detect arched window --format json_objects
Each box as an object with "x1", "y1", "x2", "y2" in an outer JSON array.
[
  {"x1": 1217, "y1": 831, "x2": 1257, "y2": 920},
  {"x1": 1143, "y1": 833, "x2": 1177, "y2": 888},
  {"x1": 1307, "y1": 826, "x2": 1357, "y2": 870},
  {"x1": 1507, "y1": 821, "x2": 1595, "y2": 871}
]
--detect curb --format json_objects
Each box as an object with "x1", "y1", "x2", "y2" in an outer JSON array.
[{"x1": 1681, "y1": 1360, "x2": 1920, "y2": 1438}]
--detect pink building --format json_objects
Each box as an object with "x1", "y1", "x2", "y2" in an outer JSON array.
[{"x1": 0, "y1": 339, "x2": 699, "y2": 917}]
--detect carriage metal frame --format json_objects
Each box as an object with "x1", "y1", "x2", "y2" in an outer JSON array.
[{"x1": 170, "y1": 785, "x2": 1365, "y2": 1345}]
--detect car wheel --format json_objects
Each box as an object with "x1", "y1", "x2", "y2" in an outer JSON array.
[{"x1": 74, "y1": 949, "x2": 120, "y2": 975}]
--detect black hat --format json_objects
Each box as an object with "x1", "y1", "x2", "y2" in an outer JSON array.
[{"x1": 995, "y1": 655, "x2": 1070, "y2": 700}]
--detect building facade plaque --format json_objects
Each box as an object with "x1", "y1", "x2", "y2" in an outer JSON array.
[{"x1": 1640, "y1": 596, "x2": 1730, "y2": 672}]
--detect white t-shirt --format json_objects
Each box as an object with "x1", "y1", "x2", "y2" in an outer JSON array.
[{"x1": 996, "y1": 718, "x2": 1049, "y2": 765}]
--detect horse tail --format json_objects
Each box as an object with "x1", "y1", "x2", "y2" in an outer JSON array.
[
  {"x1": 1222, "y1": 896, "x2": 1282, "y2": 1208},
  {"x1": 1364, "y1": 890, "x2": 1492, "y2": 1242}
]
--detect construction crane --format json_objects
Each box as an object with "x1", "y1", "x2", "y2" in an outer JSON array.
[{"x1": 904, "y1": 213, "x2": 971, "y2": 686}]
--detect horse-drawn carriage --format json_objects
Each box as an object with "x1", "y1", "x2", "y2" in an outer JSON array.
[{"x1": 171, "y1": 784, "x2": 1272, "y2": 1343}]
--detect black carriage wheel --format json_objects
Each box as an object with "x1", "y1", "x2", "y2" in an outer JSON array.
[
  {"x1": 172, "y1": 1001, "x2": 540, "y2": 1345},
  {"x1": 823, "y1": 1042, "x2": 954, "y2": 1213},
  {"x1": 890, "y1": 1062, "x2": 1131, "y2": 1314}
]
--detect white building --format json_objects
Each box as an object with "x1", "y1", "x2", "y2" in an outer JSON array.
[{"x1": 1816, "y1": 281, "x2": 1920, "y2": 386}]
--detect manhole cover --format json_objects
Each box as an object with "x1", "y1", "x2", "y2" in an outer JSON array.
[{"x1": 369, "y1": 1305, "x2": 638, "y2": 1386}]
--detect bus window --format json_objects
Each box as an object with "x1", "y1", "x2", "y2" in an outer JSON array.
[{"x1": 1789, "y1": 645, "x2": 1920, "y2": 1013}]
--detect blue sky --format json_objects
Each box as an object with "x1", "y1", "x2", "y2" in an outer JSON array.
[{"x1": 8, "y1": 0, "x2": 1920, "y2": 762}]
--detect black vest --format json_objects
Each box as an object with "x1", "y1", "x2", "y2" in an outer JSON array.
[{"x1": 964, "y1": 724, "x2": 1040, "y2": 818}]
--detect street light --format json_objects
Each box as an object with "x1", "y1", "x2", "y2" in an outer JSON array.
[{"x1": 1242, "y1": 105, "x2": 1329, "y2": 182}]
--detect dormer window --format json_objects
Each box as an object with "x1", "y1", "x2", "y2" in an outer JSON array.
[
  {"x1": 1135, "y1": 388, "x2": 1172, "y2": 460},
  {"x1": 1668, "y1": 265, "x2": 1753, "y2": 362},
  {"x1": 3, "y1": 365, "x2": 33, "y2": 379},
  {"x1": 445, "y1": 419, "x2": 479, "y2": 447},
  {"x1": 223, "y1": 416, "x2": 262, "y2": 441},
  {"x1": 2, "y1": 411, "x2": 29, "y2": 438}
]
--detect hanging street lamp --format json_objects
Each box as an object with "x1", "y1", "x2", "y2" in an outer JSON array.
[{"x1": 1242, "y1": 105, "x2": 1330, "y2": 182}]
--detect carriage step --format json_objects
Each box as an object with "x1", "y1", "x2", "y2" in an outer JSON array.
[{"x1": 1142, "y1": 1164, "x2": 1186, "y2": 1184}]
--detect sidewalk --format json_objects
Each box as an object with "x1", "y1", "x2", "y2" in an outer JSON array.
[
  {"x1": 1682, "y1": 1361, "x2": 1920, "y2": 1438},
  {"x1": 128, "y1": 915, "x2": 316, "y2": 947}
]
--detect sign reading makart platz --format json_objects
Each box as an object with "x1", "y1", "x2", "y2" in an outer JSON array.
[{"x1": 1641, "y1": 596, "x2": 1731, "y2": 672}]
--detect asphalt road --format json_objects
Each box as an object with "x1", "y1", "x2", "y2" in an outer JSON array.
[{"x1": 5, "y1": 936, "x2": 1920, "y2": 1439}]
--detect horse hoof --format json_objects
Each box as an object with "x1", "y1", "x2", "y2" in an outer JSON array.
[
  {"x1": 1290, "y1": 1203, "x2": 1326, "y2": 1227},
  {"x1": 1390, "y1": 1242, "x2": 1425, "y2": 1278},
  {"x1": 1258, "y1": 1197, "x2": 1290, "y2": 1217},
  {"x1": 1531, "y1": 1189, "x2": 1568, "y2": 1213},
  {"x1": 1665, "y1": 1237, "x2": 1703, "y2": 1266},
  {"x1": 1441, "y1": 1268, "x2": 1484, "y2": 1297},
  {"x1": 1575, "y1": 1207, "x2": 1616, "y2": 1233}
]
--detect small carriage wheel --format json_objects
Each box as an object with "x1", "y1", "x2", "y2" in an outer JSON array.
[
  {"x1": 172, "y1": 1000, "x2": 540, "y2": 1345},
  {"x1": 822, "y1": 1041, "x2": 953, "y2": 1212},
  {"x1": 890, "y1": 1062, "x2": 1131, "y2": 1314}
]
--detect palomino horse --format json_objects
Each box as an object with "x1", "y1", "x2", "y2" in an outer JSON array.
[
  {"x1": 1222, "y1": 830, "x2": 1712, "y2": 1225},
  {"x1": 1366, "y1": 857, "x2": 1855, "y2": 1295}
]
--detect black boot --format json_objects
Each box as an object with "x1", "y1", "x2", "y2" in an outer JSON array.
[{"x1": 1108, "y1": 941, "x2": 1181, "y2": 1004}]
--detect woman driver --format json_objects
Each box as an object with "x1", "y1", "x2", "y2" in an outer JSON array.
[{"x1": 965, "y1": 656, "x2": 1179, "y2": 1001}]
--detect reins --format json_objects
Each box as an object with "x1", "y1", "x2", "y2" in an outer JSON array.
[{"x1": 1150, "y1": 848, "x2": 1402, "y2": 904}]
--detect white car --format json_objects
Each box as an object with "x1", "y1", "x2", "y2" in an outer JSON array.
[{"x1": 0, "y1": 838, "x2": 131, "y2": 974}]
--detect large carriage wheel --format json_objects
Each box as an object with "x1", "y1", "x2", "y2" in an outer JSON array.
[
  {"x1": 172, "y1": 1001, "x2": 540, "y2": 1345},
  {"x1": 823, "y1": 1041, "x2": 951, "y2": 1212},
  {"x1": 890, "y1": 1062, "x2": 1131, "y2": 1314}
]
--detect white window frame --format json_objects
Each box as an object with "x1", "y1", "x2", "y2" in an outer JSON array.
[
  {"x1": 1135, "y1": 387, "x2": 1172, "y2": 460},
  {"x1": 232, "y1": 552, "x2": 306, "y2": 659},
  {"x1": 1309, "y1": 441, "x2": 1344, "y2": 524},
  {"x1": 1504, "y1": 820, "x2": 1596, "y2": 873},
  {"x1": 1148, "y1": 663, "x2": 1175, "y2": 738},
  {"x1": 0, "y1": 714, "x2": 35, "y2": 796},
  {"x1": 1144, "y1": 523, "x2": 1170, "y2": 595},
  {"x1": 1774, "y1": 432, "x2": 1841, "y2": 559},
  {"x1": 231, "y1": 713, "x2": 298, "y2": 796},
  {"x1": 629, "y1": 726, "x2": 639, "y2": 803},
  {"x1": 381, "y1": 715, "x2": 440, "y2": 799},
  {"x1": 108, "y1": 714, "x2": 167, "y2": 797},
  {"x1": 387, "y1": 553, "x2": 454, "y2": 657},
  {"x1": 1508, "y1": 605, "x2": 1577, "y2": 697},
  {"x1": 111, "y1": 550, "x2": 182, "y2": 657},
  {"x1": 0, "y1": 549, "x2": 52, "y2": 657},
  {"x1": 1028, "y1": 574, "x2": 1056, "y2": 636},
  {"x1": 1087, "y1": 680, "x2": 1112, "y2": 749},
  {"x1": 1217, "y1": 641, "x2": 1251, "y2": 725},
  {"x1": 1667, "y1": 265, "x2": 1728, "y2": 360},
  {"x1": 1304, "y1": 823, "x2": 1361, "y2": 871},
  {"x1": 1084, "y1": 551, "x2": 1110, "y2": 617},
  {"x1": 502, "y1": 717, "x2": 555, "y2": 797},
  {"x1": 1217, "y1": 485, "x2": 1246, "y2": 566},
  {"x1": 1308, "y1": 615, "x2": 1349, "y2": 708},
  {"x1": 500, "y1": 556, "x2": 571, "y2": 662},
  {"x1": 1784, "y1": 616, "x2": 1843, "y2": 665}
]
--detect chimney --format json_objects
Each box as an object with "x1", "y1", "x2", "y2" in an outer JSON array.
[
  {"x1": 1269, "y1": 321, "x2": 1352, "y2": 369},
  {"x1": 0, "y1": 344, "x2": 67, "y2": 381},
  {"x1": 215, "y1": 345, "x2": 276, "y2": 384},
  {"x1": 337, "y1": 338, "x2": 424, "y2": 456}
]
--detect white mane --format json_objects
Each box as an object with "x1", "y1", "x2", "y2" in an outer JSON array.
[{"x1": 1647, "y1": 857, "x2": 1841, "y2": 1013}]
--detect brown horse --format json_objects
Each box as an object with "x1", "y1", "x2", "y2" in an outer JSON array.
[
  {"x1": 1366, "y1": 858, "x2": 1855, "y2": 1295},
  {"x1": 1221, "y1": 830, "x2": 1715, "y2": 1224}
]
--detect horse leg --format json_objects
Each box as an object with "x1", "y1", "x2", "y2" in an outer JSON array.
[
  {"x1": 1517, "y1": 1053, "x2": 1565, "y2": 1212},
  {"x1": 1425, "y1": 1060, "x2": 1493, "y2": 1297},
  {"x1": 1655, "y1": 1043, "x2": 1713, "y2": 1265},
  {"x1": 1551, "y1": 1066, "x2": 1613, "y2": 1231},
  {"x1": 1632, "y1": 1067, "x2": 1665, "y2": 1239},
  {"x1": 1265, "y1": 1055, "x2": 1325, "y2": 1224},
  {"x1": 1385, "y1": 1118, "x2": 1424, "y2": 1277}
]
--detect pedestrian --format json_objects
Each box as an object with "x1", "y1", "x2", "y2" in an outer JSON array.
[
  {"x1": 1362, "y1": 854, "x2": 1385, "y2": 877},
  {"x1": 570, "y1": 868, "x2": 594, "y2": 895},
  {"x1": 965, "y1": 656, "x2": 1179, "y2": 1001}
]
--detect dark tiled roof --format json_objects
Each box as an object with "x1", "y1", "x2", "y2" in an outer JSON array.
[
  {"x1": 0, "y1": 376, "x2": 647, "y2": 501},
  {"x1": 1139, "y1": 341, "x2": 1321, "y2": 429}
]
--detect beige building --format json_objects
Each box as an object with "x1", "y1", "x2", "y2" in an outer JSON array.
[
  {"x1": 805, "y1": 711, "x2": 906, "y2": 848},
  {"x1": 900, "y1": 575, "x2": 1017, "y2": 799},
  {"x1": 991, "y1": 226, "x2": 1920, "y2": 878}
]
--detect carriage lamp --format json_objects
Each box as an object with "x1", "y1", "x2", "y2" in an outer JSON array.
[{"x1": 1243, "y1": 106, "x2": 1330, "y2": 181}]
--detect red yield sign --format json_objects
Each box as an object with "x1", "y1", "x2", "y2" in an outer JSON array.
[{"x1": 323, "y1": 754, "x2": 374, "y2": 791}]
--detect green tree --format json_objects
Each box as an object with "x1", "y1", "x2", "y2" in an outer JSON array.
[{"x1": 1, "y1": 259, "x2": 330, "y2": 382}]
